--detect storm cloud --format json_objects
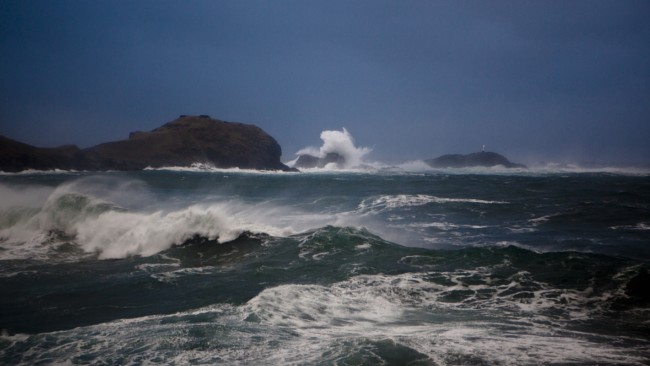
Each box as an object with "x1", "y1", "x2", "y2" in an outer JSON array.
[{"x1": 1, "y1": 0, "x2": 648, "y2": 165}]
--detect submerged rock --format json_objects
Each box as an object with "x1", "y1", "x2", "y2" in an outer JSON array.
[
  {"x1": 0, "y1": 115, "x2": 293, "y2": 172},
  {"x1": 425, "y1": 151, "x2": 526, "y2": 169}
]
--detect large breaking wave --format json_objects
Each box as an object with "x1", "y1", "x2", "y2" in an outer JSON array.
[
  {"x1": 0, "y1": 178, "x2": 515, "y2": 261},
  {"x1": 0, "y1": 177, "x2": 340, "y2": 260}
]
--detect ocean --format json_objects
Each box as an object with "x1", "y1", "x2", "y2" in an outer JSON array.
[{"x1": 1, "y1": 167, "x2": 649, "y2": 365}]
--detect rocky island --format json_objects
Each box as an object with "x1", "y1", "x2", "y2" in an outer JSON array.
[
  {"x1": 425, "y1": 151, "x2": 526, "y2": 169},
  {"x1": 0, "y1": 115, "x2": 293, "y2": 172}
]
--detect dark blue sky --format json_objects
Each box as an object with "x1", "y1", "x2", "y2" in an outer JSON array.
[{"x1": 1, "y1": 1, "x2": 649, "y2": 165}]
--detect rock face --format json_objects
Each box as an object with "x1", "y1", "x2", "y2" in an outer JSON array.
[
  {"x1": 0, "y1": 115, "x2": 292, "y2": 172},
  {"x1": 294, "y1": 152, "x2": 345, "y2": 169},
  {"x1": 0, "y1": 136, "x2": 86, "y2": 172},
  {"x1": 425, "y1": 151, "x2": 526, "y2": 169}
]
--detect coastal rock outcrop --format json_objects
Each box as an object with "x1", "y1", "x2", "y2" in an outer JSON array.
[
  {"x1": 0, "y1": 136, "x2": 86, "y2": 172},
  {"x1": 0, "y1": 115, "x2": 293, "y2": 172},
  {"x1": 425, "y1": 151, "x2": 526, "y2": 169},
  {"x1": 293, "y1": 152, "x2": 345, "y2": 169}
]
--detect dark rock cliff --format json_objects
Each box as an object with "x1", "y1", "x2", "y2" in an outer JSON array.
[
  {"x1": 0, "y1": 136, "x2": 86, "y2": 172},
  {"x1": 0, "y1": 115, "x2": 292, "y2": 172}
]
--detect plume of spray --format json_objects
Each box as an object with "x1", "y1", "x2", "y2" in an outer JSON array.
[
  {"x1": 0, "y1": 176, "x2": 344, "y2": 260},
  {"x1": 294, "y1": 128, "x2": 372, "y2": 169}
]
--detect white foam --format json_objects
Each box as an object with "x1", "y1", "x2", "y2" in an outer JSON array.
[
  {"x1": 357, "y1": 194, "x2": 508, "y2": 214},
  {"x1": 145, "y1": 162, "x2": 296, "y2": 174},
  {"x1": 3, "y1": 271, "x2": 648, "y2": 365},
  {"x1": 0, "y1": 175, "x2": 352, "y2": 260},
  {"x1": 248, "y1": 282, "x2": 404, "y2": 330},
  {"x1": 150, "y1": 266, "x2": 217, "y2": 283},
  {"x1": 528, "y1": 214, "x2": 558, "y2": 225},
  {"x1": 610, "y1": 222, "x2": 650, "y2": 231},
  {"x1": 507, "y1": 226, "x2": 537, "y2": 233},
  {"x1": 526, "y1": 163, "x2": 650, "y2": 176},
  {"x1": 243, "y1": 272, "x2": 649, "y2": 364},
  {"x1": 0, "y1": 169, "x2": 82, "y2": 175},
  {"x1": 290, "y1": 128, "x2": 372, "y2": 170},
  {"x1": 75, "y1": 201, "x2": 326, "y2": 259},
  {"x1": 403, "y1": 161, "x2": 650, "y2": 176},
  {"x1": 406, "y1": 222, "x2": 490, "y2": 231},
  {"x1": 0, "y1": 178, "x2": 160, "y2": 260},
  {"x1": 382, "y1": 159, "x2": 650, "y2": 176},
  {"x1": 355, "y1": 243, "x2": 372, "y2": 250}
]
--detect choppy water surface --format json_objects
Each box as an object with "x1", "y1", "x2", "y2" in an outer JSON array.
[{"x1": 1, "y1": 169, "x2": 649, "y2": 365}]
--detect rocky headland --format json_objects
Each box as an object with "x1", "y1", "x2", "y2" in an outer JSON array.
[
  {"x1": 0, "y1": 115, "x2": 293, "y2": 172},
  {"x1": 425, "y1": 151, "x2": 526, "y2": 169}
]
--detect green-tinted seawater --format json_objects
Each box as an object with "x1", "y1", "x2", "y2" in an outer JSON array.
[{"x1": 1, "y1": 170, "x2": 649, "y2": 364}]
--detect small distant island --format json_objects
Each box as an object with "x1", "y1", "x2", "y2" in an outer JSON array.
[
  {"x1": 425, "y1": 151, "x2": 526, "y2": 169},
  {"x1": 0, "y1": 115, "x2": 293, "y2": 172}
]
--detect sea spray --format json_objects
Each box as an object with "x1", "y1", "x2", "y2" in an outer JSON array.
[
  {"x1": 290, "y1": 128, "x2": 372, "y2": 169},
  {"x1": 0, "y1": 177, "x2": 158, "y2": 259},
  {"x1": 0, "y1": 176, "x2": 352, "y2": 260},
  {"x1": 75, "y1": 201, "x2": 315, "y2": 259}
]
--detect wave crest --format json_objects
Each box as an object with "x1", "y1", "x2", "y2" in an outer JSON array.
[
  {"x1": 0, "y1": 177, "x2": 332, "y2": 260},
  {"x1": 77, "y1": 202, "x2": 301, "y2": 259},
  {"x1": 289, "y1": 128, "x2": 372, "y2": 170}
]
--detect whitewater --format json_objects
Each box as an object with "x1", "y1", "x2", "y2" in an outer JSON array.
[{"x1": 1, "y1": 131, "x2": 649, "y2": 365}]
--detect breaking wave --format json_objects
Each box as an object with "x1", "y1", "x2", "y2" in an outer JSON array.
[
  {"x1": 287, "y1": 128, "x2": 373, "y2": 170},
  {"x1": 0, "y1": 177, "x2": 336, "y2": 260}
]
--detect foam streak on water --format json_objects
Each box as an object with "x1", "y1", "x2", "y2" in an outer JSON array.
[{"x1": 2, "y1": 270, "x2": 648, "y2": 365}]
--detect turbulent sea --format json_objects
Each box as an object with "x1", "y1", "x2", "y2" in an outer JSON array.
[{"x1": 1, "y1": 168, "x2": 649, "y2": 365}]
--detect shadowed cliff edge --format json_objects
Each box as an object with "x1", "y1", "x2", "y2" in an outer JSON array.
[{"x1": 0, "y1": 115, "x2": 293, "y2": 172}]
